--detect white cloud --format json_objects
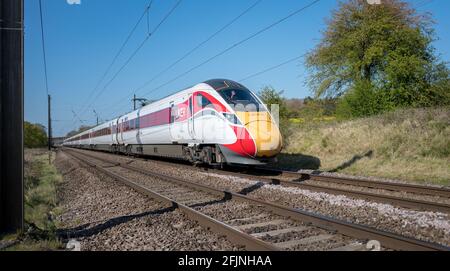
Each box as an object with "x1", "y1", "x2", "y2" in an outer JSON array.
[{"x1": 67, "y1": 0, "x2": 81, "y2": 5}]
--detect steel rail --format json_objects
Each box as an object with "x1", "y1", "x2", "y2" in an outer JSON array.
[
  {"x1": 61, "y1": 147, "x2": 450, "y2": 198},
  {"x1": 64, "y1": 148, "x2": 450, "y2": 251},
  {"x1": 257, "y1": 167, "x2": 450, "y2": 198},
  {"x1": 199, "y1": 167, "x2": 450, "y2": 213},
  {"x1": 63, "y1": 148, "x2": 450, "y2": 212},
  {"x1": 69, "y1": 149, "x2": 449, "y2": 213},
  {"x1": 63, "y1": 150, "x2": 278, "y2": 251},
  {"x1": 113, "y1": 152, "x2": 450, "y2": 212}
]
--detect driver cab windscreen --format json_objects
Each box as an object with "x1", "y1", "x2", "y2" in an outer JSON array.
[
  {"x1": 218, "y1": 88, "x2": 265, "y2": 112},
  {"x1": 205, "y1": 79, "x2": 266, "y2": 112}
]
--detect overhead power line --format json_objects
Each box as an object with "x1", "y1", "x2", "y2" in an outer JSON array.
[
  {"x1": 39, "y1": 0, "x2": 53, "y2": 152},
  {"x1": 39, "y1": 0, "x2": 49, "y2": 96},
  {"x1": 91, "y1": 0, "x2": 436, "y2": 123},
  {"x1": 105, "y1": 0, "x2": 263, "y2": 113},
  {"x1": 79, "y1": 0, "x2": 154, "y2": 115},
  {"x1": 80, "y1": 0, "x2": 183, "y2": 119},
  {"x1": 134, "y1": 0, "x2": 263, "y2": 94},
  {"x1": 139, "y1": 0, "x2": 321, "y2": 98},
  {"x1": 71, "y1": 110, "x2": 85, "y2": 124},
  {"x1": 242, "y1": 0, "x2": 436, "y2": 82},
  {"x1": 239, "y1": 54, "x2": 306, "y2": 82},
  {"x1": 103, "y1": 0, "x2": 320, "y2": 116}
]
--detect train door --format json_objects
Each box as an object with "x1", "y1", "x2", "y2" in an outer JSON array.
[
  {"x1": 109, "y1": 123, "x2": 113, "y2": 144},
  {"x1": 114, "y1": 119, "x2": 119, "y2": 145},
  {"x1": 169, "y1": 100, "x2": 190, "y2": 142},
  {"x1": 188, "y1": 94, "x2": 195, "y2": 139},
  {"x1": 169, "y1": 101, "x2": 175, "y2": 142},
  {"x1": 120, "y1": 118, "x2": 124, "y2": 144},
  {"x1": 135, "y1": 110, "x2": 141, "y2": 144}
]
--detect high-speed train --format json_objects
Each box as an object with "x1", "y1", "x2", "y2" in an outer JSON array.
[{"x1": 63, "y1": 79, "x2": 282, "y2": 165}]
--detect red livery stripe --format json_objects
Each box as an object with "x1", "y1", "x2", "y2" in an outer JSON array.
[
  {"x1": 140, "y1": 108, "x2": 171, "y2": 128},
  {"x1": 223, "y1": 126, "x2": 256, "y2": 157}
]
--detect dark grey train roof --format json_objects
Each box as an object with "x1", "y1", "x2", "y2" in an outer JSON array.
[{"x1": 203, "y1": 79, "x2": 248, "y2": 91}]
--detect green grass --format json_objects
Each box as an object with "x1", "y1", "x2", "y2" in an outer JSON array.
[
  {"x1": 25, "y1": 153, "x2": 63, "y2": 230},
  {"x1": 276, "y1": 107, "x2": 450, "y2": 186},
  {"x1": 3, "y1": 239, "x2": 62, "y2": 251},
  {"x1": 1, "y1": 150, "x2": 63, "y2": 251}
]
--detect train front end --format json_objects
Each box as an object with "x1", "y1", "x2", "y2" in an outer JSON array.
[
  {"x1": 205, "y1": 79, "x2": 282, "y2": 165},
  {"x1": 234, "y1": 110, "x2": 282, "y2": 159}
]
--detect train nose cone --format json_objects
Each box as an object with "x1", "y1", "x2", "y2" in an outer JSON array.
[
  {"x1": 235, "y1": 111, "x2": 283, "y2": 158},
  {"x1": 245, "y1": 120, "x2": 282, "y2": 158}
]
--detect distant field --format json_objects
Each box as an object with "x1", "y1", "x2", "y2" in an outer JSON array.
[{"x1": 275, "y1": 107, "x2": 450, "y2": 186}]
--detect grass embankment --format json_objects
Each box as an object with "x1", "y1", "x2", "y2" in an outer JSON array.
[
  {"x1": 1, "y1": 149, "x2": 63, "y2": 251},
  {"x1": 275, "y1": 107, "x2": 450, "y2": 186}
]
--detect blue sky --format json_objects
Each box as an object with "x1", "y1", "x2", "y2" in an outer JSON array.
[{"x1": 25, "y1": 0, "x2": 450, "y2": 136}]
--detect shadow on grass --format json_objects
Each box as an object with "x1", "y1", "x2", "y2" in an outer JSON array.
[
  {"x1": 269, "y1": 153, "x2": 321, "y2": 171},
  {"x1": 329, "y1": 150, "x2": 373, "y2": 173}
]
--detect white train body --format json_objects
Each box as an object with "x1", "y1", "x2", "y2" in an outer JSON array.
[{"x1": 64, "y1": 79, "x2": 282, "y2": 165}]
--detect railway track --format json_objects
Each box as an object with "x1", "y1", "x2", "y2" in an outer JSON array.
[
  {"x1": 62, "y1": 148, "x2": 449, "y2": 251},
  {"x1": 207, "y1": 167, "x2": 450, "y2": 213},
  {"x1": 254, "y1": 167, "x2": 450, "y2": 198},
  {"x1": 72, "y1": 149, "x2": 450, "y2": 213},
  {"x1": 123, "y1": 153, "x2": 450, "y2": 213}
]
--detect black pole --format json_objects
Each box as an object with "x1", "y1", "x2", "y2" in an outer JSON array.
[
  {"x1": 133, "y1": 94, "x2": 136, "y2": 111},
  {"x1": 48, "y1": 94, "x2": 52, "y2": 150},
  {"x1": 93, "y1": 110, "x2": 99, "y2": 126},
  {"x1": 0, "y1": 0, "x2": 24, "y2": 233}
]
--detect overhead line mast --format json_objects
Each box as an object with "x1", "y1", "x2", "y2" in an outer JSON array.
[{"x1": 39, "y1": 0, "x2": 52, "y2": 150}]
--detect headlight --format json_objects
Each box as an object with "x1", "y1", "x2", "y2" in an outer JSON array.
[{"x1": 223, "y1": 113, "x2": 241, "y2": 125}]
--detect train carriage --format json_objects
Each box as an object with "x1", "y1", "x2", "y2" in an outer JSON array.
[{"x1": 64, "y1": 79, "x2": 282, "y2": 165}]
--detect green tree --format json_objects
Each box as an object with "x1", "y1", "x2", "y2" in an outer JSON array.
[
  {"x1": 24, "y1": 122, "x2": 48, "y2": 148},
  {"x1": 294, "y1": 97, "x2": 338, "y2": 120},
  {"x1": 306, "y1": 0, "x2": 450, "y2": 118},
  {"x1": 258, "y1": 86, "x2": 289, "y2": 119},
  {"x1": 258, "y1": 86, "x2": 291, "y2": 138}
]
